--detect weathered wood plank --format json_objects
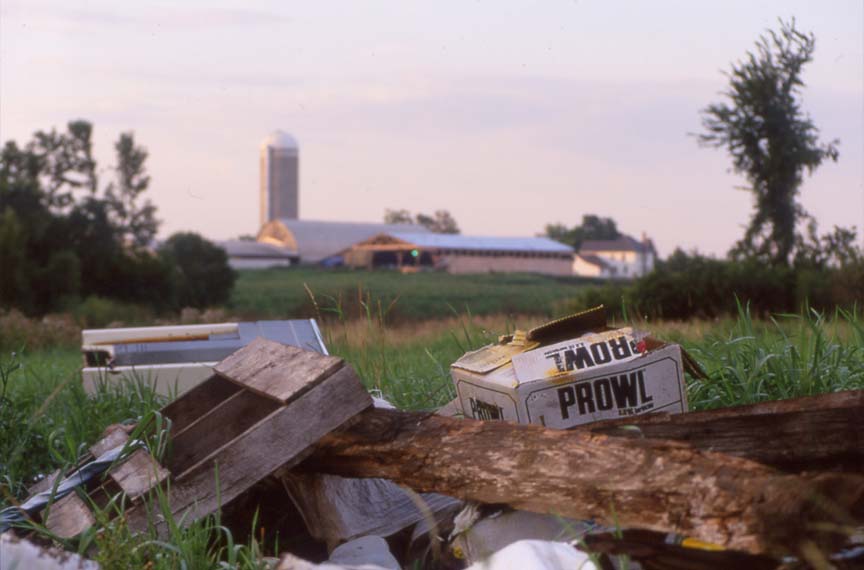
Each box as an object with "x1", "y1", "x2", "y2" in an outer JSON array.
[
  {"x1": 127, "y1": 365, "x2": 372, "y2": 534},
  {"x1": 214, "y1": 338, "x2": 343, "y2": 403},
  {"x1": 163, "y1": 373, "x2": 241, "y2": 433},
  {"x1": 167, "y1": 388, "x2": 280, "y2": 474},
  {"x1": 44, "y1": 493, "x2": 95, "y2": 539},
  {"x1": 89, "y1": 425, "x2": 130, "y2": 458},
  {"x1": 583, "y1": 389, "x2": 864, "y2": 472},
  {"x1": 27, "y1": 469, "x2": 62, "y2": 496},
  {"x1": 109, "y1": 449, "x2": 169, "y2": 499},
  {"x1": 305, "y1": 407, "x2": 864, "y2": 555}
]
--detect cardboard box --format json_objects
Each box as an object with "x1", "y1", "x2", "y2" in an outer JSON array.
[{"x1": 450, "y1": 307, "x2": 691, "y2": 429}]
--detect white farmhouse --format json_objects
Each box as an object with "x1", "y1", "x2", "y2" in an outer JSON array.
[{"x1": 572, "y1": 234, "x2": 657, "y2": 279}]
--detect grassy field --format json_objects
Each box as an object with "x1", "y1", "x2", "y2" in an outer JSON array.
[
  {"x1": 228, "y1": 267, "x2": 595, "y2": 323},
  {"x1": 1, "y1": 307, "x2": 863, "y2": 568}
]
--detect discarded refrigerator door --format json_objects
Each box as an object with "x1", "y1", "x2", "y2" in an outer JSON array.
[{"x1": 81, "y1": 319, "x2": 328, "y2": 398}]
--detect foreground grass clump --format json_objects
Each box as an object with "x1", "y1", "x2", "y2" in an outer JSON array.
[
  {"x1": 683, "y1": 306, "x2": 864, "y2": 409},
  {"x1": 0, "y1": 307, "x2": 862, "y2": 567}
]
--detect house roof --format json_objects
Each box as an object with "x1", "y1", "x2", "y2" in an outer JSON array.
[
  {"x1": 257, "y1": 219, "x2": 430, "y2": 263},
  {"x1": 575, "y1": 253, "x2": 612, "y2": 269},
  {"x1": 376, "y1": 232, "x2": 574, "y2": 254},
  {"x1": 580, "y1": 235, "x2": 655, "y2": 254}
]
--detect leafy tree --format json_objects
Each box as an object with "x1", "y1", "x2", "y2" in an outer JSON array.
[
  {"x1": 383, "y1": 209, "x2": 460, "y2": 234},
  {"x1": 29, "y1": 120, "x2": 99, "y2": 211},
  {"x1": 384, "y1": 209, "x2": 414, "y2": 225},
  {"x1": 105, "y1": 133, "x2": 159, "y2": 248},
  {"x1": 158, "y1": 233, "x2": 236, "y2": 309},
  {"x1": 0, "y1": 120, "x2": 170, "y2": 314},
  {"x1": 544, "y1": 214, "x2": 620, "y2": 250},
  {"x1": 416, "y1": 210, "x2": 460, "y2": 234},
  {"x1": 698, "y1": 19, "x2": 839, "y2": 266}
]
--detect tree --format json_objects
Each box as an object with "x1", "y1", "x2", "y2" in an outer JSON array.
[
  {"x1": 416, "y1": 210, "x2": 460, "y2": 234},
  {"x1": 105, "y1": 132, "x2": 159, "y2": 248},
  {"x1": 698, "y1": 19, "x2": 839, "y2": 266},
  {"x1": 28, "y1": 120, "x2": 99, "y2": 211},
  {"x1": 0, "y1": 120, "x2": 167, "y2": 314},
  {"x1": 383, "y1": 209, "x2": 461, "y2": 234},
  {"x1": 158, "y1": 233, "x2": 236, "y2": 309},
  {"x1": 383, "y1": 209, "x2": 414, "y2": 225},
  {"x1": 544, "y1": 214, "x2": 620, "y2": 250}
]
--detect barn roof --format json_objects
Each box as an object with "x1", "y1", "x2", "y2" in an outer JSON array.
[
  {"x1": 220, "y1": 239, "x2": 297, "y2": 259},
  {"x1": 258, "y1": 219, "x2": 430, "y2": 263},
  {"x1": 378, "y1": 232, "x2": 574, "y2": 254}
]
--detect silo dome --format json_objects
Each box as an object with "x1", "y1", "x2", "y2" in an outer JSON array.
[{"x1": 261, "y1": 130, "x2": 298, "y2": 153}]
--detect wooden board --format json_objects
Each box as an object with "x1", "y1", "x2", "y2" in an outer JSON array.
[
  {"x1": 163, "y1": 373, "x2": 241, "y2": 433},
  {"x1": 109, "y1": 449, "x2": 169, "y2": 499},
  {"x1": 27, "y1": 469, "x2": 61, "y2": 496},
  {"x1": 44, "y1": 493, "x2": 95, "y2": 539},
  {"x1": 168, "y1": 388, "x2": 280, "y2": 474},
  {"x1": 89, "y1": 426, "x2": 130, "y2": 458},
  {"x1": 214, "y1": 338, "x2": 343, "y2": 403},
  {"x1": 126, "y1": 365, "x2": 372, "y2": 535}
]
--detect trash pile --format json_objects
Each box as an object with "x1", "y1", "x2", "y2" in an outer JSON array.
[{"x1": 2, "y1": 307, "x2": 863, "y2": 570}]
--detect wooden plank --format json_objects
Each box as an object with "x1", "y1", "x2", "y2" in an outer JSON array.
[
  {"x1": 163, "y1": 373, "x2": 241, "y2": 434},
  {"x1": 27, "y1": 469, "x2": 62, "y2": 496},
  {"x1": 109, "y1": 449, "x2": 169, "y2": 499},
  {"x1": 126, "y1": 365, "x2": 372, "y2": 535},
  {"x1": 305, "y1": 407, "x2": 864, "y2": 555},
  {"x1": 44, "y1": 493, "x2": 95, "y2": 539},
  {"x1": 583, "y1": 389, "x2": 864, "y2": 472},
  {"x1": 168, "y1": 388, "x2": 280, "y2": 474},
  {"x1": 214, "y1": 338, "x2": 343, "y2": 403},
  {"x1": 90, "y1": 425, "x2": 130, "y2": 458}
]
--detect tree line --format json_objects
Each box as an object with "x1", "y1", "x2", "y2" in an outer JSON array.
[{"x1": 0, "y1": 121, "x2": 235, "y2": 316}]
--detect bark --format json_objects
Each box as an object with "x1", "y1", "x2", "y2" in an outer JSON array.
[{"x1": 305, "y1": 408, "x2": 864, "y2": 555}]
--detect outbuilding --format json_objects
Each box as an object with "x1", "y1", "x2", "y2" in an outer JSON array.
[{"x1": 344, "y1": 232, "x2": 574, "y2": 275}]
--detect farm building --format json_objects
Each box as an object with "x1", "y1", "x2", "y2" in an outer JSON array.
[
  {"x1": 257, "y1": 219, "x2": 430, "y2": 264},
  {"x1": 219, "y1": 239, "x2": 298, "y2": 270},
  {"x1": 343, "y1": 232, "x2": 574, "y2": 275},
  {"x1": 572, "y1": 234, "x2": 656, "y2": 279}
]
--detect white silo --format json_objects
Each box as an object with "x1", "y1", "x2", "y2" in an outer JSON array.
[{"x1": 260, "y1": 130, "x2": 299, "y2": 225}]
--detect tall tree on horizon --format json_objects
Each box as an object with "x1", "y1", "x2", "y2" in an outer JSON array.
[{"x1": 698, "y1": 18, "x2": 839, "y2": 266}]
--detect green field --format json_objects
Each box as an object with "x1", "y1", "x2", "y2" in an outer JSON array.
[
  {"x1": 229, "y1": 267, "x2": 596, "y2": 322},
  {"x1": 2, "y1": 307, "x2": 863, "y2": 568}
]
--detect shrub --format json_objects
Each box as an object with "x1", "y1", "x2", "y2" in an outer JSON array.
[
  {"x1": 563, "y1": 250, "x2": 860, "y2": 320},
  {"x1": 159, "y1": 232, "x2": 236, "y2": 309}
]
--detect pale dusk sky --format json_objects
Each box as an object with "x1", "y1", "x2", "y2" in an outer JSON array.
[{"x1": 2, "y1": 0, "x2": 862, "y2": 256}]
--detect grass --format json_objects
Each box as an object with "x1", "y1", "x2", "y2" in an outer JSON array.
[
  {"x1": 1, "y1": 306, "x2": 863, "y2": 568},
  {"x1": 228, "y1": 267, "x2": 594, "y2": 323}
]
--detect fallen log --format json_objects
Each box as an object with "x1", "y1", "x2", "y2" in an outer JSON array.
[
  {"x1": 584, "y1": 389, "x2": 864, "y2": 472},
  {"x1": 304, "y1": 407, "x2": 864, "y2": 556}
]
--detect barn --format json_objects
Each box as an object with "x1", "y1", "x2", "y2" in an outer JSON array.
[
  {"x1": 257, "y1": 219, "x2": 430, "y2": 265},
  {"x1": 343, "y1": 232, "x2": 574, "y2": 275}
]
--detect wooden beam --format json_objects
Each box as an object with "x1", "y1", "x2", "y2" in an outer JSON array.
[
  {"x1": 305, "y1": 407, "x2": 864, "y2": 555},
  {"x1": 583, "y1": 390, "x2": 864, "y2": 472}
]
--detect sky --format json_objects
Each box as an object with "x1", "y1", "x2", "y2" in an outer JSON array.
[{"x1": 1, "y1": 0, "x2": 862, "y2": 257}]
